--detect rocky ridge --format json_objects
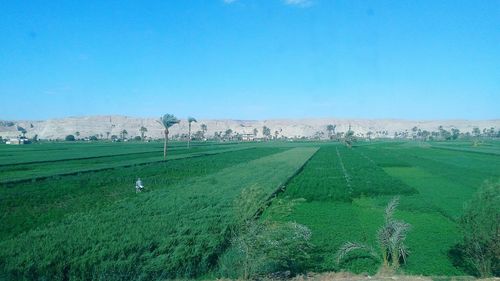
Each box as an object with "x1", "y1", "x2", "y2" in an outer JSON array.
[{"x1": 0, "y1": 115, "x2": 499, "y2": 140}]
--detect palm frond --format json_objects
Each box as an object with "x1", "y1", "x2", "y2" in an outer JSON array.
[
  {"x1": 188, "y1": 116, "x2": 197, "y2": 123},
  {"x1": 335, "y1": 242, "x2": 378, "y2": 264},
  {"x1": 398, "y1": 244, "x2": 410, "y2": 264},
  {"x1": 160, "y1": 114, "x2": 180, "y2": 129},
  {"x1": 384, "y1": 196, "x2": 400, "y2": 222},
  {"x1": 387, "y1": 220, "x2": 411, "y2": 263},
  {"x1": 377, "y1": 224, "x2": 392, "y2": 248}
]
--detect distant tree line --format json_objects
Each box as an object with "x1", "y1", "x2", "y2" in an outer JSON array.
[{"x1": 3, "y1": 120, "x2": 499, "y2": 144}]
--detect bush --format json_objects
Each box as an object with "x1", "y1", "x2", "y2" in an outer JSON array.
[
  {"x1": 218, "y1": 187, "x2": 312, "y2": 279},
  {"x1": 218, "y1": 221, "x2": 312, "y2": 279},
  {"x1": 65, "y1": 135, "x2": 75, "y2": 141},
  {"x1": 457, "y1": 181, "x2": 500, "y2": 277}
]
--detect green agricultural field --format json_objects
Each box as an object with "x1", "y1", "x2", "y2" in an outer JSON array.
[
  {"x1": 0, "y1": 141, "x2": 252, "y2": 184},
  {"x1": 263, "y1": 141, "x2": 500, "y2": 276},
  {"x1": 0, "y1": 141, "x2": 240, "y2": 165},
  {"x1": 0, "y1": 142, "x2": 317, "y2": 280},
  {"x1": 0, "y1": 140, "x2": 498, "y2": 280}
]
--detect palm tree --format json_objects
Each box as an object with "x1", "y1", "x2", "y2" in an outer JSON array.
[
  {"x1": 158, "y1": 114, "x2": 180, "y2": 160},
  {"x1": 106, "y1": 131, "x2": 110, "y2": 139},
  {"x1": 326, "y1": 124, "x2": 336, "y2": 139},
  {"x1": 224, "y1": 129, "x2": 233, "y2": 141},
  {"x1": 187, "y1": 117, "x2": 197, "y2": 148},
  {"x1": 344, "y1": 125, "x2": 355, "y2": 148},
  {"x1": 367, "y1": 131, "x2": 373, "y2": 140},
  {"x1": 336, "y1": 197, "x2": 410, "y2": 271},
  {"x1": 472, "y1": 127, "x2": 481, "y2": 137},
  {"x1": 201, "y1": 124, "x2": 208, "y2": 139},
  {"x1": 139, "y1": 126, "x2": 148, "y2": 140},
  {"x1": 262, "y1": 126, "x2": 271, "y2": 140},
  {"x1": 120, "y1": 129, "x2": 128, "y2": 140}
]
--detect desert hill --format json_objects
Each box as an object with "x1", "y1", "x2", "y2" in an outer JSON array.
[{"x1": 0, "y1": 115, "x2": 499, "y2": 140}]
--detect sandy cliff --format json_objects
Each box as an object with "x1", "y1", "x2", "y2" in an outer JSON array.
[{"x1": 0, "y1": 115, "x2": 498, "y2": 140}]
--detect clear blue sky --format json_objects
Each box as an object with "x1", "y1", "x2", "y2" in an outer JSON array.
[{"x1": 1, "y1": 0, "x2": 499, "y2": 120}]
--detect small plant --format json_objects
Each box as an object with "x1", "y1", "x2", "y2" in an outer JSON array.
[{"x1": 336, "y1": 197, "x2": 411, "y2": 272}]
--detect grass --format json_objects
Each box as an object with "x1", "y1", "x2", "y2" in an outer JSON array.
[
  {"x1": 0, "y1": 145, "x2": 251, "y2": 184},
  {"x1": 0, "y1": 141, "x2": 243, "y2": 165},
  {"x1": 0, "y1": 146, "x2": 318, "y2": 280},
  {"x1": 283, "y1": 145, "x2": 416, "y2": 202},
  {"x1": 1, "y1": 140, "x2": 499, "y2": 279},
  {"x1": 0, "y1": 147, "x2": 285, "y2": 239},
  {"x1": 263, "y1": 141, "x2": 499, "y2": 276}
]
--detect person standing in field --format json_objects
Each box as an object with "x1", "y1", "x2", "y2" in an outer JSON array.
[{"x1": 135, "y1": 178, "x2": 144, "y2": 193}]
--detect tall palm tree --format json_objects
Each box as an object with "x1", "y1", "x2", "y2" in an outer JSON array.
[
  {"x1": 139, "y1": 126, "x2": 148, "y2": 140},
  {"x1": 344, "y1": 125, "x2": 355, "y2": 148},
  {"x1": 120, "y1": 129, "x2": 128, "y2": 140},
  {"x1": 262, "y1": 126, "x2": 271, "y2": 140},
  {"x1": 326, "y1": 124, "x2": 336, "y2": 139},
  {"x1": 158, "y1": 114, "x2": 180, "y2": 160},
  {"x1": 224, "y1": 129, "x2": 233, "y2": 141},
  {"x1": 187, "y1": 117, "x2": 197, "y2": 148},
  {"x1": 200, "y1": 124, "x2": 208, "y2": 139}
]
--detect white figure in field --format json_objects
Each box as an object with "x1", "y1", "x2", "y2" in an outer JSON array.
[{"x1": 135, "y1": 178, "x2": 144, "y2": 193}]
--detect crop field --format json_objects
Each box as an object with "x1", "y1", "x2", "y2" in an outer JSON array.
[
  {"x1": 0, "y1": 142, "x2": 317, "y2": 280},
  {"x1": 0, "y1": 140, "x2": 499, "y2": 280},
  {"x1": 0, "y1": 142, "x2": 248, "y2": 183},
  {"x1": 263, "y1": 141, "x2": 500, "y2": 276}
]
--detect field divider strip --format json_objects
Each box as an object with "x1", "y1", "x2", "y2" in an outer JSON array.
[
  {"x1": 336, "y1": 147, "x2": 353, "y2": 192},
  {"x1": 0, "y1": 143, "x2": 242, "y2": 167},
  {"x1": 0, "y1": 150, "x2": 165, "y2": 167},
  {"x1": 252, "y1": 147, "x2": 320, "y2": 219},
  {"x1": 0, "y1": 147, "x2": 255, "y2": 186},
  {"x1": 0, "y1": 143, "x2": 244, "y2": 167},
  {"x1": 356, "y1": 150, "x2": 377, "y2": 165}
]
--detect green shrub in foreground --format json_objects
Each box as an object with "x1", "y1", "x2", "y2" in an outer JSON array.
[
  {"x1": 455, "y1": 181, "x2": 500, "y2": 277},
  {"x1": 218, "y1": 187, "x2": 313, "y2": 279}
]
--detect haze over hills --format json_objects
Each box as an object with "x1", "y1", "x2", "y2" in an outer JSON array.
[{"x1": 1, "y1": 115, "x2": 499, "y2": 140}]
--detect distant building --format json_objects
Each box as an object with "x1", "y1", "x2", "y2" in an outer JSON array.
[
  {"x1": 241, "y1": 133, "x2": 255, "y2": 141},
  {"x1": 6, "y1": 137, "x2": 29, "y2": 145}
]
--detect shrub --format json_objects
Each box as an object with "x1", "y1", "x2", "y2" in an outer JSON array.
[
  {"x1": 218, "y1": 221, "x2": 312, "y2": 279},
  {"x1": 458, "y1": 181, "x2": 500, "y2": 277},
  {"x1": 218, "y1": 187, "x2": 312, "y2": 279}
]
